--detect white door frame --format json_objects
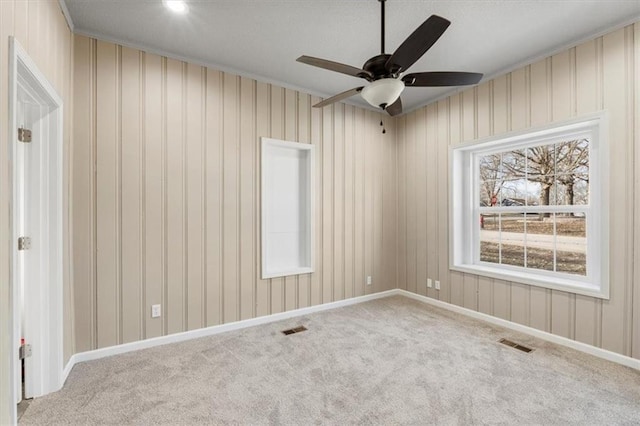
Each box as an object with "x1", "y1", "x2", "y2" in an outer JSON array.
[{"x1": 9, "y1": 36, "x2": 64, "y2": 421}]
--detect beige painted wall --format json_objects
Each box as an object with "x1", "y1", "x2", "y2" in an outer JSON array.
[
  {"x1": 396, "y1": 23, "x2": 640, "y2": 359},
  {"x1": 72, "y1": 35, "x2": 397, "y2": 352},
  {"x1": 0, "y1": 1, "x2": 74, "y2": 422}
]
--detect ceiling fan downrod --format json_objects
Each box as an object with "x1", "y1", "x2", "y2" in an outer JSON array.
[{"x1": 379, "y1": 0, "x2": 386, "y2": 54}]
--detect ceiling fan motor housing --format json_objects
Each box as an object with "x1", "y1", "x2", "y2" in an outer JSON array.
[{"x1": 363, "y1": 54, "x2": 396, "y2": 79}]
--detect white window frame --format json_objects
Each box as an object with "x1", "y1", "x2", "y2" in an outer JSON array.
[
  {"x1": 450, "y1": 112, "x2": 609, "y2": 299},
  {"x1": 261, "y1": 137, "x2": 315, "y2": 279}
]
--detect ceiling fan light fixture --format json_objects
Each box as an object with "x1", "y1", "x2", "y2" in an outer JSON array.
[{"x1": 361, "y1": 78, "x2": 404, "y2": 109}]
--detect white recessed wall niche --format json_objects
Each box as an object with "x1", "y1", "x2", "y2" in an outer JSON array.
[{"x1": 261, "y1": 138, "x2": 315, "y2": 279}]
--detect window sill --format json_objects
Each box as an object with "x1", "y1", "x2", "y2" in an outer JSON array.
[
  {"x1": 262, "y1": 267, "x2": 313, "y2": 280},
  {"x1": 450, "y1": 263, "x2": 608, "y2": 299}
]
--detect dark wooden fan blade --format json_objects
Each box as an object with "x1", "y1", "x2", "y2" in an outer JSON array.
[
  {"x1": 314, "y1": 87, "x2": 365, "y2": 108},
  {"x1": 385, "y1": 15, "x2": 450, "y2": 74},
  {"x1": 386, "y1": 97, "x2": 402, "y2": 116},
  {"x1": 403, "y1": 71, "x2": 483, "y2": 87},
  {"x1": 297, "y1": 56, "x2": 373, "y2": 80}
]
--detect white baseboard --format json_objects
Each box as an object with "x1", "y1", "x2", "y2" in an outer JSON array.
[
  {"x1": 397, "y1": 289, "x2": 640, "y2": 371},
  {"x1": 61, "y1": 287, "x2": 639, "y2": 387},
  {"x1": 61, "y1": 289, "x2": 397, "y2": 384}
]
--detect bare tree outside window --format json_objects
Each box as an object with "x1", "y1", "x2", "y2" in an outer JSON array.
[{"x1": 478, "y1": 138, "x2": 589, "y2": 276}]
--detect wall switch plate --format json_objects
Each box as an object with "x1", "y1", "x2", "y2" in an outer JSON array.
[
  {"x1": 366, "y1": 276, "x2": 372, "y2": 286},
  {"x1": 151, "y1": 304, "x2": 161, "y2": 318},
  {"x1": 435, "y1": 280, "x2": 441, "y2": 290},
  {"x1": 427, "y1": 279, "x2": 433, "y2": 288}
]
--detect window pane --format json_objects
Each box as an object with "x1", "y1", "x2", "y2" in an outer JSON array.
[
  {"x1": 501, "y1": 179, "x2": 527, "y2": 206},
  {"x1": 480, "y1": 180, "x2": 499, "y2": 207},
  {"x1": 501, "y1": 149, "x2": 526, "y2": 179},
  {"x1": 554, "y1": 139, "x2": 589, "y2": 206},
  {"x1": 556, "y1": 214, "x2": 587, "y2": 276},
  {"x1": 555, "y1": 139, "x2": 589, "y2": 175},
  {"x1": 555, "y1": 213, "x2": 586, "y2": 237},
  {"x1": 526, "y1": 145, "x2": 555, "y2": 208},
  {"x1": 524, "y1": 213, "x2": 555, "y2": 272},
  {"x1": 527, "y1": 179, "x2": 557, "y2": 206},
  {"x1": 479, "y1": 154, "x2": 504, "y2": 181},
  {"x1": 480, "y1": 212, "x2": 499, "y2": 230},
  {"x1": 573, "y1": 176, "x2": 589, "y2": 205},
  {"x1": 480, "y1": 214, "x2": 500, "y2": 264},
  {"x1": 500, "y1": 213, "x2": 524, "y2": 267},
  {"x1": 525, "y1": 180, "x2": 540, "y2": 206}
]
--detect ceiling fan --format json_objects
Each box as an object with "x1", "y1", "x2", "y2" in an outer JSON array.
[{"x1": 297, "y1": 0, "x2": 483, "y2": 116}]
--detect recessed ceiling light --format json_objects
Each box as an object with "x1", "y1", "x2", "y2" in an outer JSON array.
[{"x1": 163, "y1": 0, "x2": 188, "y2": 14}]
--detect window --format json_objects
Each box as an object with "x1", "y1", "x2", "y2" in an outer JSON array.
[{"x1": 450, "y1": 113, "x2": 609, "y2": 299}]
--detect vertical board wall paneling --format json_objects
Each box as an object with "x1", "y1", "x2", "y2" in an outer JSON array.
[
  {"x1": 144, "y1": 53, "x2": 165, "y2": 338},
  {"x1": 415, "y1": 110, "x2": 427, "y2": 297},
  {"x1": 396, "y1": 115, "x2": 409, "y2": 290},
  {"x1": 72, "y1": 35, "x2": 396, "y2": 352},
  {"x1": 255, "y1": 82, "x2": 271, "y2": 317},
  {"x1": 383, "y1": 116, "x2": 397, "y2": 292},
  {"x1": 165, "y1": 58, "x2": 185, "y2": 334},
  {"x1": 222, "y1": 72, "x2": 240, "y2": 322},
  {"x1": 186, "y1": 63, "x2": 205, "y2": 330},
  {"x1": 601, "y1": 28, "x2": 630, "y2": 355},
  {"x1": 298, "y1": 93, "x2": 312, "y2": 308},
  {"x1": 425, "y1": 105, "x2": 438, "y2": 300},
  {"x1": 354, "y1": 107, "x2": 366, "y2": 297},
  {"x1": 120, "y1": 46, "x2": 143, "y2": 343},
  {"x1": 405, "y1": 112, "x2": 417, "y2": 295},
  {"x1": 436, "y1": 99, "x2": 450, "y2": 303},
  {"x1": 448, "y1": 94, "x2": 465, "y2": 307},
  {"x1": 72, "y1": 36, "x2": 96, "y2": 351},
  {"x1": 396, "y1": 23, "x2": 640, "y2": 360},
  {"x1": 321, "y1": 103, "x2": 333, "y2": 303},
  {"x1": 284, "y1": 88, "x2": 298, "y2": 311},
  {"x1": 95, "y1": 41, "x2": 119, "y2": 348},
  {"x1": 269, "y1": 85, "x2": 285, "y2": 312},
  {"x1": 633, "y1": 23, "x2": 640, "y2": 359},
  {"x1": 344, "y1": 105, "x2": 355, "y2": 300},
  {"x1": 239, "y1": 76, "x2": 256, "y2": 320},
  {"x1": 333, "y1": 103, "x2": 345, "y2": 301},
  {"x1": 461, "y1": 89, "x2": 478, "y2": 312},
  {"x1": 373, "y1": 111, "x2": 383, "y2": 293}
]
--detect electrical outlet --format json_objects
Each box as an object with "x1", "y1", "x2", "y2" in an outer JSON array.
[
  {"x1": 427, "y1": 278, "x2": 433, "y2": 288},
  {"x1": 366, "y1": 276, "x2": 372, "y2": 286},
  {"x1": 151, "y1": 304, "x2": 161, "y2": 318},
  {"x1": 435, "y1": 280, "x2": 441, "y2": 290}
]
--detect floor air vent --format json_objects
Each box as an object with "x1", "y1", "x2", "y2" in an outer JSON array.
[
  {"x1": 282, "y1": 326, "x2": 307, "y2": 336},
  {"x1": 499, "y1": 338, "x2": 533, "y2": 353}
]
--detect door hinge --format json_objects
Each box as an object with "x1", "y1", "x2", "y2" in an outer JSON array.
[
  {"x1": 19, "y1": 344, "x2": 32, "y2": 360},
  {"x1": 18, "y1": 237, "x2": 31, "y2": 251},
  {"x1": 18, "y1": 127, "x2": 32, "y2": 143}
]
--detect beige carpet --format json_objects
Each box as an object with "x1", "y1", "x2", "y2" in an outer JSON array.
[{"x1": 20, "y1": 295, "x2": 640, "y2": 425}]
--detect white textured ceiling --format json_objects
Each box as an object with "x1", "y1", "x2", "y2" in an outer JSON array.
[{"x1": 62, "y1": 0, "x2": 640, "y2": 113}]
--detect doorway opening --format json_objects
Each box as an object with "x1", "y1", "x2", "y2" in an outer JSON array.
[{"x1": 10, "y1": 37, "x2": 64, "y2": 423}]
